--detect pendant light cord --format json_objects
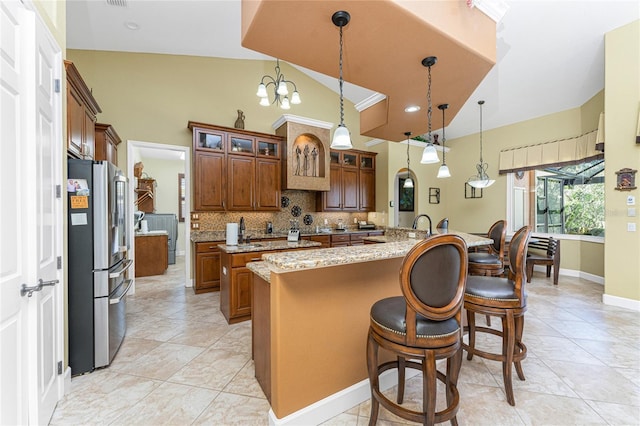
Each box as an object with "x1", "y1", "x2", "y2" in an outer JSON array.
[
  {"x1": 441, "y1": 106, "x2": 446, "y2": 164},
  {"x1": 339, "y1": 24, "x2": 345, "y2": 126},
  {"x1": 427, "y1": 65, "x2": 433, "y2": 143},
  {"x1": 479, "y1": 101, "x2": 484, "y2": 164}
]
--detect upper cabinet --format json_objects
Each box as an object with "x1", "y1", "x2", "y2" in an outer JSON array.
[
  {"x1": 189, "y1": 121, "x2": 283, "y2": 212},
  {"x1": 317, "y1": 149, "x2": 377, "y2": 212},
  {"x1": 64, "y1": 61, "x2": 101, "y2": 159},
  {"x1": 94, "y1": 123, "x2": 121, "y2": 166}
]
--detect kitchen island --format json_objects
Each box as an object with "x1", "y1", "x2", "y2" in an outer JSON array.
[{"x1": 247, "y1": 230, "x2": 492, "y2": 425}]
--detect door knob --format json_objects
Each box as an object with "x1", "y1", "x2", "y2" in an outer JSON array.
[{"x1": 20, "y1": 278, "x2": 59, "y2": 297}]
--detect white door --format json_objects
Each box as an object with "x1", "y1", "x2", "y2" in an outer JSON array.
[{"x1": 0, "y1": 1, "x2": 63, "y2": 424}]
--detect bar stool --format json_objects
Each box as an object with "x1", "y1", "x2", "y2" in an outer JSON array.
[
  {"x1": 468, "y1": 220, "x2": 506, "y2": 276},
  {"x1": 462, "y1": 225, "x2": 531, "y2": 406},
  {"x1": 367, "y1": 234, "x2": 468, "y2": 425}
]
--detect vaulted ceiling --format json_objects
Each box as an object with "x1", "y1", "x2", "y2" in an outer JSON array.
[{"x1": 66, "y1": 0, "x2": 639, "y2": 141}]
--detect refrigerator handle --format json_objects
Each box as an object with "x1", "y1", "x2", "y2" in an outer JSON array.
[
  {"x1": 110, "y1": 279, "x2": 133, "y2": 305},
  {"x1": 109, "y1": 259, "x2": 133, "y2": 278}
]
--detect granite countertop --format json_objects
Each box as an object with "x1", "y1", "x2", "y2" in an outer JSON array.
[
  {"x1": 365, "y1": 230, "x2": 493, "y2": 248},
  {"x1": 135, "y1": 230, "x2": 168, "y2": 237},
  {"x1": 258, "y1": 230, "x2": 492, "y2": 273},
  {"x1": 218, "y1": 239, "x2": 322, "y2": 254},
  {"x1": 246, "y1": 261, "x2": 271, "y2": 282},
  {"x1": 190, "y1": 228, "x2": 382, "y2": 243}
]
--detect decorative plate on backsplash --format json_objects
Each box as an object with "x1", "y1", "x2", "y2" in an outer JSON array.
[
  {"x1": 303, "y1": 214, "x2": 313, "y2": 225},
  {"x1": 291, "y1": 205, "x2": 302, "y2": 217},
  {"x1": 281, "y1": 196, "x2": 290, "y2": 208}
]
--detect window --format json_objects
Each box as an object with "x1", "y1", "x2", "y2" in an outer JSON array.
[
  {"x1": 509, "y1": 158, "x2": 605, "y2": 237},
  {"x1": 178, "y1": 173, "x2": 185, "y2": 222}
]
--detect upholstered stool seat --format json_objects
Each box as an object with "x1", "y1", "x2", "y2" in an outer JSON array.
[
  {"x1": 371, "y1": 297, "x2": 461, "y2": 346},
  {"x1": 367, "y1": 235, "x2": 468, "y2": 426},
  {"x1": 467, "y1": 252, "x2": 502, "y2": 266},
  {"x1": 463, "y1": 226, "x2": 531, "y2": 406}
]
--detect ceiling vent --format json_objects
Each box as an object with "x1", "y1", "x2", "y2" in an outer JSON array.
[{"x1": 106, "y1": 0, "x2": 127, "y2": 7}]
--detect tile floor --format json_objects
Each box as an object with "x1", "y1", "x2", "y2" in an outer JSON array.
[{"x1": 51, "y1": 257, "x2": 640, "y2": 425}]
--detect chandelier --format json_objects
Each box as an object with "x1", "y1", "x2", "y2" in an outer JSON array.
[
  {"x1": 467, "y1": 100, "x2": 495, "y2": 188},
  {"x1": 420, "y1": 56, "x2": 439, "y2": 164},
  {"x1": 256, "y1": 59, "x2": 301, "y2": 110}
]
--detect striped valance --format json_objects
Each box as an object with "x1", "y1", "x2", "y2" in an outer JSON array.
[{"x1": 499, "y1": 129, "x2": 603, "y2": 174}]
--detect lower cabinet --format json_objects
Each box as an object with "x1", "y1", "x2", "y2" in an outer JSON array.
[
  {"x1": 220, "y1": 250, "x2": 265, "y2": 324},
  {"x1": 194, "y1": 242, "x2": 221, "y2": 294},
  {"x1": 302, "y1": 235, "x2": 330, "y2": 248},
  {"x1": 135, "y1": 234, "x2": 168, "y2": 277}
]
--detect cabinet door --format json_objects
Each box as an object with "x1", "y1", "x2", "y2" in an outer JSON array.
[
  {"x1": 106, "y1": 139, "x2": 117, "y2": 166},
  {"x1": 194, "y1": 128, "x2": 226, "y2": 152},
  {"x1": 66, "y1": 86, "x2": 84, "y2": 158},
  {"x1": 195, "y1": 152, "x2": 226, "y2": 211},
  {"x1": 255, "y1": 158, "x2": 280, "y2": 211},
  {"x1": 227, "y1": 156, "x2": 255, "y2": 211},
  {"x1": 342, "y1": 167, "x2": 359, "y2": 211},
  {"x1": 320, "y1": 166, "x2": 343, "y2": 211},
  {"x1": 230, "y1": 267, "x2": 253, "y2": 319},
  {"x1": 195, "y1": 251, "x2": 221, "y2": 293},
  {"x1": 83, "y1": 109, "x2": 96, "y2": 159},
  {"x1": 359, "y1": 169, "x2": 375, "y2": 211}
]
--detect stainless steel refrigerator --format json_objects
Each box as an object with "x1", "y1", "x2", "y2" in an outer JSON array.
[{"x1": 67, "y1": 159, "x2": 132, "y2": 375}]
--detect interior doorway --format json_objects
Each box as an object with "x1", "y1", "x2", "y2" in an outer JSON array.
[
  {"x1": 127, "y1": 140, "x2": 191, "y2": 292},
  {"x1": 394, "y1": 169, "x2": 416, "y2": 228}
]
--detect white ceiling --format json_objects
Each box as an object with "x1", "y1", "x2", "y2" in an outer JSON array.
[{"x1": 66, "y1": 0, "x2": 639, "y2": 140}]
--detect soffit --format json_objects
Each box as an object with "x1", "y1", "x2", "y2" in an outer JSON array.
[{"x1": 241, "y1": 0, "x2": 496, "y2": 142}]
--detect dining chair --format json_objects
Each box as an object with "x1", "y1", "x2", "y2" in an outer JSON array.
[
  {"x1": 462, "y1": 225, "x2": 532, "y2": 406},
  {"x1": 367, "y1": 234, "x2": 468, "y2": 425}
]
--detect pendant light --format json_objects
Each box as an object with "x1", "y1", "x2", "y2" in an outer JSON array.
[
  {"x1": 330, "y1": 11, "x2": 352, "y2": 150},
  {"x1": 403, "y1": 131, "x2": 414, "y2": 188},
  {"x1": 437, "y1": 103, "x2": 451, "y2": 178},
  {"x1": 467, "y1": 100, "x2": 495, "y2": 188},
  {"x1": 420, "y1": 56, "x2": 439, "y2": 164}
]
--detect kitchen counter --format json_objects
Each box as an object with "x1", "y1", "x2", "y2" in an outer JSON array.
[
  {"x1": 218, "y1": 239, "x2": 321, "y2": 254},
  {"x1": 246, "y1": 228, "x2": 493, "y2": 422},
  {"x1": 190, "y1": 228, "x2": 382, "y2": 243}
]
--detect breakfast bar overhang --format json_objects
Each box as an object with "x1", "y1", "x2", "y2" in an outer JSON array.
[{"x1": 247, "y1": 231, "x2": 492, "y2": 424}]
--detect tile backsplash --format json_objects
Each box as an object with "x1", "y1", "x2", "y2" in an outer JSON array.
[{"x1": 193, "y1": 190, "x2": 370, "y2": 234}]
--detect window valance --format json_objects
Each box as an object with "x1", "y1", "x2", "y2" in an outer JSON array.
[{"x1": 499, "y1": 128, "x2": 603, "y2": 174}]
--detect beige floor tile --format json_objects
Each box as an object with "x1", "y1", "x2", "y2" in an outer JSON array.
[
  {"x1": 51, "y1": 258, "x2": 639, "y2": 426},
  {"x1": 168, "y1": 347, "x2": 250, "y2": 390},
  {"x1": 115, "y1": 342, "x2": 204, "y2": 380},
  {"x1": 514, "y1": 391, "x2": 606, "y2": 425},
  {"x1": 321, "y1": 412, "x2": 360, "y2": 425},
  {"x1": 192, "y1": 392, "x2": 271, "y2": 425},
  {"x1": 110, "y1": 381, "x2": 218, "y2": 425}
]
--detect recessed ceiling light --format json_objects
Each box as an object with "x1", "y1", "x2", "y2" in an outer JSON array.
[
  {"x1": 124, "y1": 21, "x2": 140, "y2": 30},
  {"x1": 404, "y1": 105, "x2": 420, "y2": 113}
]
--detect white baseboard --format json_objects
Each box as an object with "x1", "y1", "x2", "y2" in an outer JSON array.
[
  {"x1": 268, "y1": 368, "x2": 419, "y2": 426},
  {"x1": 532, "y1": 265, "x2": 604, "y2": 285},
  {"x1": 64, "y1": 367, "x2": 72, "y2": 395},
  {"x1": 603, "y1": 294, "x2": 640, "y2": 311}
]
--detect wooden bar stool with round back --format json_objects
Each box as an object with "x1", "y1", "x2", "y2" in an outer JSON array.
[
  {"x1": 367, "y1": 234, "x2": 468, "y2": 425},
  {"x1": 467, "y1": 220, "x2": 506, "y2": 277},
  {"x1": 462, "y1": 225, "x2": 532, "y2": 406}
]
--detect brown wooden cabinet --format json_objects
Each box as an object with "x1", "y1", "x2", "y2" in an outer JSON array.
[
  {"x1": 317, "y1": 149, "x2": 376, "y2": 212},
  {"x1": 135, "y1": 233, "x2": 168, "y2": 277},
  {"x1": 136, "y1": 178, "x2": 156, "y2": 213},
  {"x1": 94, "y1": 123, "x2": 121, "y2": 165},
  {"x1": 302, "y1": 235, "x2": 330, "y2": 248},
  {"x1": 189, "y1": 121, "x2": 282, "y2": 212},
  {"x1": 65, "y1": 61, "x2": 101, "y2": 159},
  {"x1": 194, "y1": 242, "x2": 221, "y2": 294}
]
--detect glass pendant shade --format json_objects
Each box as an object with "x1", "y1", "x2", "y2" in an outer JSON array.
[
  {"x1": 280, "y1": 96, "x2": 291, "y2": 110},
  {"x1": 259, "y1": 97, "x2": 270, "y2": 106},
  {"x1": 256, "y1": 83, "x2": 268, "y2": 98},
  {"x1": 437, "y1": 164, "x2": 451, "y2": 178},
  {"x1": 331, "y1": 125, "x2": 352, "y2": 150},
  {"x1": 291, "y1": 91, "x2": 301, "y2": 104},
  {"x1": 420, "y1": 144, "x2": 439, "y2": 164},
  {"x1": 277, "y1": 81, "x2": 288, "y2": 95},
  {"x1": 467, "y1": 100, "x2": 495, "y2": 188},
  {"x1": 403, "y1": 176, "x2": 414, "y2": 188},
  {"x1": 468, "y1": 177, "x2": 495, "y2": 189}
]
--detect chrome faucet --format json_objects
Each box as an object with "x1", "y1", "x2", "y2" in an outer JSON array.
[{"x1": 412, "y1": 214, "x2": 433, "y2": 236}]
